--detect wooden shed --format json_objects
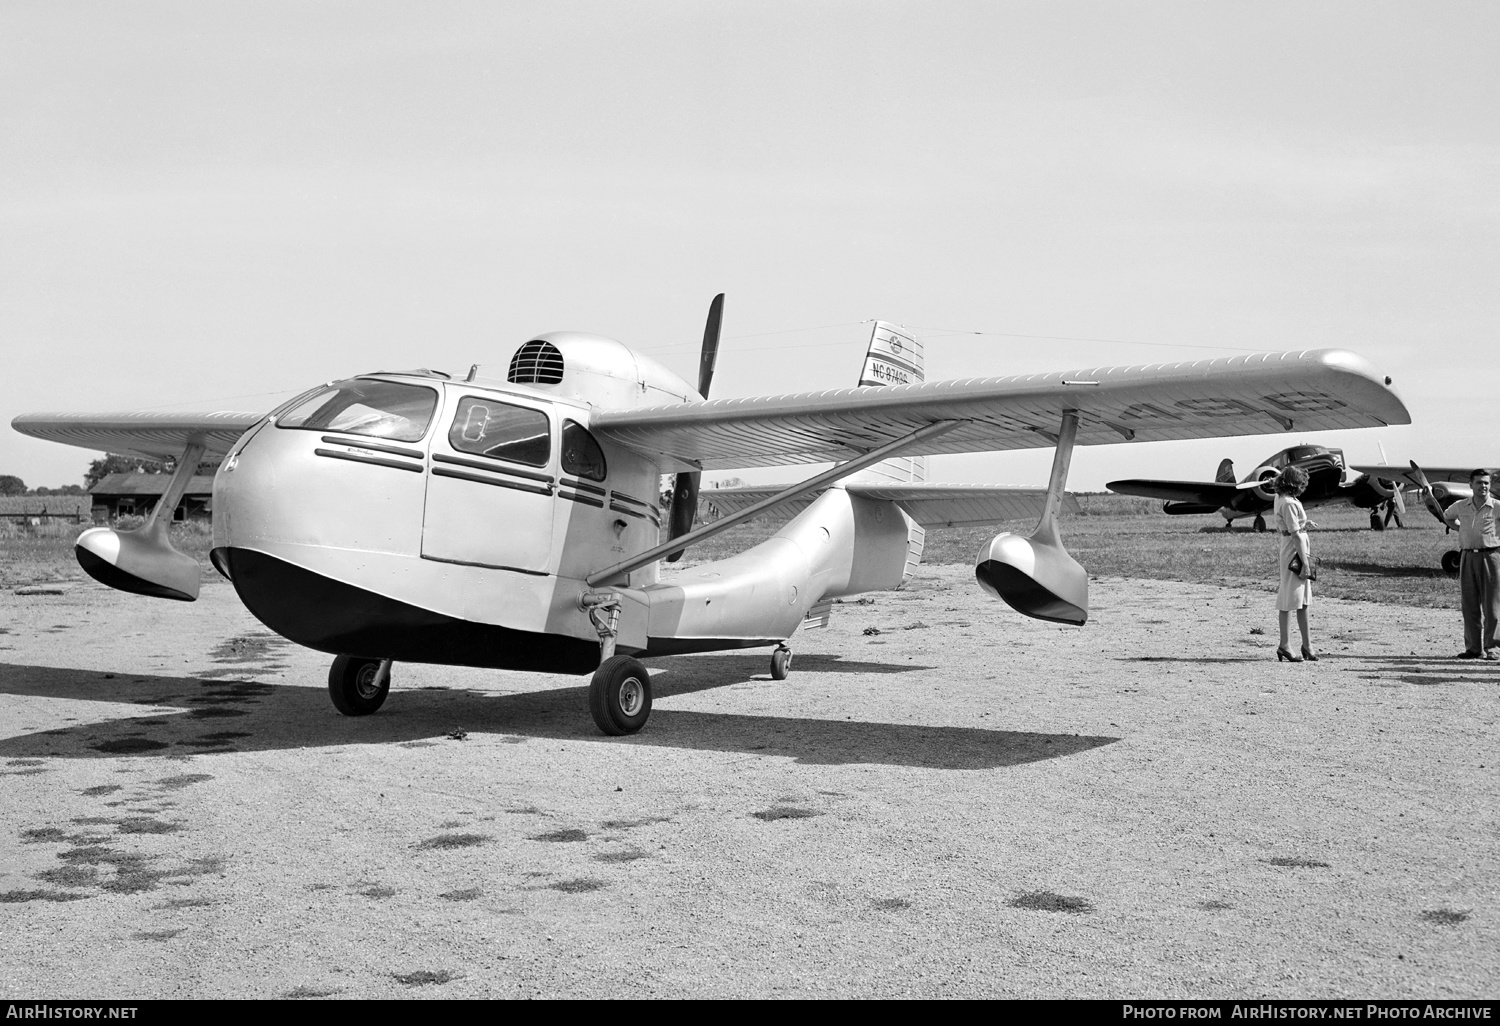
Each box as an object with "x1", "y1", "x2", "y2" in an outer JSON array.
[{"x1": 88, "y1": 473, "x2": 215, "y2": 522}]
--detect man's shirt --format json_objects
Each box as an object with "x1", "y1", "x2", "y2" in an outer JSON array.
[{"x1": 1444, "y1": 493, "x2": 1500, "y2": 549}]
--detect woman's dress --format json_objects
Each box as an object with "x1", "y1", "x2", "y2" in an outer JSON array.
[{"x1": 1275, "y1": 493, "x2": 1312, "y2": 611}]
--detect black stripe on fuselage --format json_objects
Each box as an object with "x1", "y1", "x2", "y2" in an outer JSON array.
[
  {"x1": 431, "y1": 466, "x2": 554, "y2": 497},
  {"x1": 314, "y1": 448, "x2": 425, "y2": 473},
  {"x1": 319, "y1": 436, "x2": 426, "y2": 460},
  {"x1": 216, "y1": 547, "x2": 599, "y2": 674},
  {"x1": 431, "y1": 452, "x2": 553, "y2": 484},
  {"x1": 559, "y1": 477, "x2": 607, "y2": 496}
]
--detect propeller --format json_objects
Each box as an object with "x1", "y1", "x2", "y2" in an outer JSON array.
[
  {"x1": 665, "y1": 293, "x2": 724, "y2": 562},
  {"x1": 1410, "y1": 460, "x2": 1447, "y2": 523}
]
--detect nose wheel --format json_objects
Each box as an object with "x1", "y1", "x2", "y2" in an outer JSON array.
[
  {"x1": 770, "y1": 644, "x2": 793, "y2": 680},
  {"x1": 328, "y1": 655, "x2": 391, "y2": 716}
]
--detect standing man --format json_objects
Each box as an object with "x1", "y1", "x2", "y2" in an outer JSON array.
[{"x1": 1428, "y1": 469, "x2": 1500, "y2": 659}]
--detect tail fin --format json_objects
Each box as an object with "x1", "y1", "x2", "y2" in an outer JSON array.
[
  {"x1": 854, "y1": 321, "x2": 926, "y2": 485},
  {"x1": 851, "y1": 321, "x2": 926, "y2": 582},
  {"x1": 1215, "y1": 458, "x2": 1236, "y2": 484}
]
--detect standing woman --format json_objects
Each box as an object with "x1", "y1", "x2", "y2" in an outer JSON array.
[{"x1": 1273, "y1": 465, "x2": 1318, "y2": 661}]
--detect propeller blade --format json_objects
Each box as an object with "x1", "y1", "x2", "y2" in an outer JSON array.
[
  {"x1": 1410, "y1": 461, "x2": 1447, "y2": 522},
  {"x1": 698, "y1": 293, "x2": 724, "y2": 398},
  {"x1": 666, "y1": 293, "x2": 725, "y2": 562},
  {"x1": 1393, "y1": 484, "x2": 1406, "y2": 516},
  {"x1": 1408, "y1": 460, "x2": 1432, "y2": 491}
]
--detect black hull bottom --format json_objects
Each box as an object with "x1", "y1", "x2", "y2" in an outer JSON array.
[{"x1": 218, "y1": 547, "x2": 600, "y2": 674}]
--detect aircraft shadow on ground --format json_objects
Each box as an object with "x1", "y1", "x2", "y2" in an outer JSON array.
[{"x1": 0, "y1": 662, "x2": 1118, "y2": 771}]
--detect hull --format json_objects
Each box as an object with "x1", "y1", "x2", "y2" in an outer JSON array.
[{"x1": 220, "y1": 547, "x2": 600, "y2": 674}]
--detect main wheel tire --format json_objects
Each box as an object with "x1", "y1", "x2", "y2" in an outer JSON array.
[
  {"x1": 1371, "y1": 512, "x2": 1384, "y2": 531},
  {"x1": 589, "y1": 655, "x2": 652, "y2": 736},
  {"x1": 770, "y1": 646, "x2": 792, "y2": 680},
  {"x1": 1442, "y1": 550, "x2": 1462, "y2": 575},
  {"x1": 1253, "y1": 515, "x2": 1267, "y2": 533},
  {"x1": 328, "y1": 655, "x2": 389, "y2": 716}
]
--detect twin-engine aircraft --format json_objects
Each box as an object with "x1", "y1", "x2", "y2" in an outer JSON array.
[
  {"x1": 1106, "y1": 445, "x2": 1492, "y2": 572},
  {"x1": 12, "y1": 298, "x2": 1410, "y2": 734},
  {"x1": 1106, "y1": 444, "x2": 1412, "y2": 532}
]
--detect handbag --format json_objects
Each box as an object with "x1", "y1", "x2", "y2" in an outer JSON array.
[{"x1": 1288, "y1": 552, "x2": 1318, "y2": 581}]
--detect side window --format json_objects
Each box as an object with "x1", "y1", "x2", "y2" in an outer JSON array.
[
  {"x1": 561, "y1": 420, "x2": 607, "y2": 482},
  {"x1": 448, "y1": 397, "x2": 550, "y2": 467}
]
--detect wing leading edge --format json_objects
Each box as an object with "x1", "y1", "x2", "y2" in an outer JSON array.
[
  {"x1": 11, "y1": 411, "x2": 266, "y2": 463},
  {"x1": 591, "y1": 349, "x2": 1408, "y2": 472}
]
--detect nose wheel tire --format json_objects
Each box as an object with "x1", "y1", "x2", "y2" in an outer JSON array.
[
  {"x1": 1442, "y1": 550, "x2": 1461, "y2": 575},
  {"x1": 589, "y1": 655, "x2": 653, "y2": 736},
  {"x1": 1252, "y1": 515, "x2": 1267, "y2": 533},
  {"x1": 770, "y1": 645, "x2": 793, "y2": 680},
  {"x1": 328, "y1": 655, "x2": 390, "y2": 716}
]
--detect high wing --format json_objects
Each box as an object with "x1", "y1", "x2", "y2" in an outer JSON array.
[
  {"x1": 704, "y1": 482, "x2": 1083, "y2": 527},
  {"x1": 11, "y1": 411, "x2": 266, "y2": 462},
  {"x1": 1104, "y1": 479, "x2": 1246, "y2": 505},
  {"x1": 1348, "y1": 464, "x2": 1488, "y2": 488},
  {"x1": 589, "y1": 349, "x2": 1408, "y2": 472}
]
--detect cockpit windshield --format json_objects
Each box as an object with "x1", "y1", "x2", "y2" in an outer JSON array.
[
  {"x1": 1286, "y1": 446, "x2": 1328, "y2": 462},
  {"x1": 276, "y1": 379, "x2": 439, "y2": 443}
]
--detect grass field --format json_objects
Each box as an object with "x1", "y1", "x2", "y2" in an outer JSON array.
[{"x1": 0, "y1": 495, "x2": 1463, "y2": 609}]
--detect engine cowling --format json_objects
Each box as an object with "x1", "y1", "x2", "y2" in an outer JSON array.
[
  {"x1": 75, "y1": 521, "x2": 200, "y2": 602},
  {"x1": 1249, "y1": 466, "x2": 1281, "y2": 503},
  {"x1": 975, "y1": 517, "x2": 1088, "y2": 625},
  {"x1": 1342, "y1": 473, "x2": 1397, "y2": 510}
]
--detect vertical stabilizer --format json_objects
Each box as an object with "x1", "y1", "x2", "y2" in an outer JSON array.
[
  {"x1": 851, "y1": 321, "x2": 926, "y2": 580},
  {"x1": 854, "y1": 321, "x2": 926, "y2": 485}
]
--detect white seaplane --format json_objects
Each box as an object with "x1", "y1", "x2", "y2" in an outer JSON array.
[{"x1": 11, "y1": 297, "x2": 1410, "y2": 734}]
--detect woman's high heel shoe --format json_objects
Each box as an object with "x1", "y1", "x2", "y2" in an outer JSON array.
[
  {"x1": 1276, "y1": 647, "x2": 1302, "y2": 662},
  {"x1": 1300, "y1": 646, "x2": 1319, "y2": 662}
]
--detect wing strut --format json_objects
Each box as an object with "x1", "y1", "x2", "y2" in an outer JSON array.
[
  {"x1": 74, "y1": 443, "x2": 207, "y2": 601},
  {"x1": 975, "y1": 411, "x2": 1090, "y2": 625},
  {"x1": 586, "y1": 420, "x2": 960, "y2": 587}
]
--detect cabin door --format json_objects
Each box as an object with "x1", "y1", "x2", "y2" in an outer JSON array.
[{"x1": 421, "y1": 390, "x2": 556, "y2": 574}]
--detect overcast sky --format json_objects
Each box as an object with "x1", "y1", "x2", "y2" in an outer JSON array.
[{"x1": 3, "y1": 1, "x2": 1496, "y2": 491}]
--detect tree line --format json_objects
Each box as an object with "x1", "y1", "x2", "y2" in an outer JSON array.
[{"x1": 0, "y1": 453, "x2": 179, "y2": 497}]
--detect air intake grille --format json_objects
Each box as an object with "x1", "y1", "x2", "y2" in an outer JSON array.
[{"x1": 508, "y1": 340, "x2": 565, "y2": 384}]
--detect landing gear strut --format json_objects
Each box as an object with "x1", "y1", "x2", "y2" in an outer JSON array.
[{"x1": 328, "y1": 655, "x2": 391, "y2": 716}]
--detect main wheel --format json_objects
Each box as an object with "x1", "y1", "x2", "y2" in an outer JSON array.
[
  {"x1": 328, "y1": 655, "x2": 390, "y2": 716},
  {"x1": 770, "y1": 645, "x2": 792, "y2": 680},
  {"x1": 1253, "y1": 515, "x2": 1267, "y2": 533},
  {"x1": 589, "y1": 655, "x2": 652, "y2": 736},
  {"x1": 1370, "y1": 511, "x2": 1384, "y2": 531},
  {"x1": 1442, "y1": 550, "x2": 1462, "y2": 575}
]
